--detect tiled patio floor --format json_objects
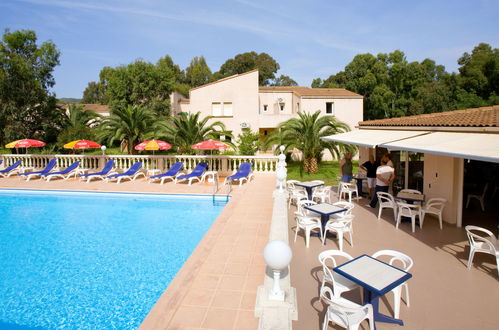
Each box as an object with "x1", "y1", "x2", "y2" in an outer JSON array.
[
  {"x1": 0, "y1": 174, "x2": 276, "y2": 330},
  {"x1": 289, "y1": 194, "x2": 499, "y2": 330}
]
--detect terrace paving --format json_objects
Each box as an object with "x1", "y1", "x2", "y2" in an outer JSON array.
[
  {"x1": 289, "y1": 193, "x2": 499, "y2": 330},
  {"x1": 0, "y1": 174, "x2": 275, "y2": 330}
]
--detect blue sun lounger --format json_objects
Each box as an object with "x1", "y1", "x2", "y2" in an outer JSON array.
[
  {"x1": 0, "y1": 160, "x2": 22, "y2": 178},
  {"x1": 42, "y1": 161, "x2": 81, "y2": 181},
  {"x1": 20, "y1": 158, "x2": 57, "y2": 181},
  {"x1": 175, "y1": 162, "x2": 208, "y2": 185},
  {"x1": 149, "y1": 161, "x2": 183, "y2": 184},
  {"x1": 223, "y1": 162, "x2": 254, "y2": 186},
  {"x1": 105, "y1": 162, "x2": 145, "y2": 183},
  {"x1": 79, "y1": 159, "x2": 115, "y2": 183}
]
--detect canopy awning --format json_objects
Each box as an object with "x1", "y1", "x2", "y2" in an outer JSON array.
[
  {"x1": 322, "y1": 129, "x2": 429, "y2": 148},
  {"x1": 379, "y1": 132, "x2": 499, "y2": 163}
]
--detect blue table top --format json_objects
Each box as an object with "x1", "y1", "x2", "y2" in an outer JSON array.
[
  {"x1": 333, "y1": 254, "x2": 412, "y2": 296},
  {"x1": 295, "y1": 181, "x2": 324, "y2": 189},
  {"x1": 304, "y1": 203, "x2": 346, "y2": 216}
]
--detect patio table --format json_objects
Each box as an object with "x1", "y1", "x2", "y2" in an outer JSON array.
[
  {"x1": 395, "y1": 192, "x2": 425, "y2": 203},
  {"x1": 304, "y1": 203, "x2": 346, "y2": 239},
  {"x1": 334, "y1": 254, "x2": 412, "y2": 329},
  {"x1": 295, "y1": 181, "x2": 323, "y2": 200}
]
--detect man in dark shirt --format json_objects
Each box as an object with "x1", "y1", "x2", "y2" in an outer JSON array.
[{"x1": 360, "y1": 154, "x2": 379, "y2": 199}]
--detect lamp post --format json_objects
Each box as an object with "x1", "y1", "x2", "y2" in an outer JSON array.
[
  {"x1": 101, "y1": 145, "x2": 107, "y2": 155},
  {"x1": 263, "y1": 240, "x2": 292, "y2": 301},
  {"x1": 276, "y1": 145, "x2": 287, "y2": 192}
]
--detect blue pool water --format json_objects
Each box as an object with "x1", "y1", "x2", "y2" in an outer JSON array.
[{"x1": 0, "y1": 189, "x2": 226, "y2": 329}]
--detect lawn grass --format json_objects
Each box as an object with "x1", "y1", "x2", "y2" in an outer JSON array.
[{"x1": 286, "y1": 161, "x2": 359, "y2": 186}]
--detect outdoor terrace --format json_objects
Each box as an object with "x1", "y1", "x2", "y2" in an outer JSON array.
[{"x1": 289, "y1": 191, "x2": 499, "y2": 330}]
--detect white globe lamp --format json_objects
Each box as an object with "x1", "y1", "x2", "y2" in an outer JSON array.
[
  {"x1": 101, "y1": 145, "x2": 107, "y2": 155},
  {"x1": 263, "y1": 240, "x2": 293, "y2": 301}
]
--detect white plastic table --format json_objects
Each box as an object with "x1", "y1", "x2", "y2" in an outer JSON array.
[{"x1": 334, "y1": 254, "x2": 412, "y2": 329}]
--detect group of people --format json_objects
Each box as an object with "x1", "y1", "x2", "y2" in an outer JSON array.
[{"x1": 339, "y1": 152, "x2": 395, "y2": 208}]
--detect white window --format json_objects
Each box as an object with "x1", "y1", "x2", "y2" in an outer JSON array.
[
  {"x1": 263, "y1": 104, "x2": 268, "y2": 112},
  {"x1": 212, "y1": 102, "x2": 222, "y2": 116},
  {"x1": 223, "y1": 102, "x2": 233, "y2": 116}
]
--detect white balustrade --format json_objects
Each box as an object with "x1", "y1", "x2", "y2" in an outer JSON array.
[{"x1": 0, "y1": 154, "x2": 278, "y2": 175}]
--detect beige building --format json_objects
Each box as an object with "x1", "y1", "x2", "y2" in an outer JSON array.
[
  {"x1": 324, "y1": 105, "x2": 499, "y2": 229},
  {"x1": 173, "y1": 70, "x2": 363, "y2": 140}
]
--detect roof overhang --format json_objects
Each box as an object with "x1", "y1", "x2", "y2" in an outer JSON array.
[
  {"x1": 379, "y1": 132, "x2": 499, "y2": 163},
  {"x1": 322, "y1": 130, "x2": 430, "y2": 148}
]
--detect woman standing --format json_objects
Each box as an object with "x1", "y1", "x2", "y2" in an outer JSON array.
[{"x1": 339, "y1": 152, "x2": 353, "y2": 182}]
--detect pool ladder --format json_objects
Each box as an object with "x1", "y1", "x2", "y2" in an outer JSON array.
[{"x1": 212, "y1": 175, "x2": 231, "y2": 205}]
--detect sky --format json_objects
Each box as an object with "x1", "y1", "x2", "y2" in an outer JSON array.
[{"x1": 1, "y1": 0, "x2": 498, "y2": 98}]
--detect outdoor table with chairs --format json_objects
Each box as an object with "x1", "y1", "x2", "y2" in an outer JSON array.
[
  {"x1": 330, "y1": 253, "x2": 413, "y2": 329},
  {"x1": 304, "y1": 203, "x2": 347, "y2": 236},
  {"x1": 295, "y1": 181, "x2": 324, "y2": 200}
]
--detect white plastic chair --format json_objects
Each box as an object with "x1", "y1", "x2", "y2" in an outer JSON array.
[
  {"x1": 289, "y1": 187, "x2": 308, "y2": 208},
  {"x1": 295, "y1": 199, "x2": 317, "y2": 217},
  {"x1": 377, "y1": 191, "x2": 398, "y2": 221},
  {"x1": 320, "y1": 286, "x2": 374, "y2": 330},
  {"x1": 332, "y1": 201, "x2": 354, "y2": 216},
  {"x1": 318, "y1": 250, "x2": 361, "y2": 298},
  {"x1": 294, "y1": 200, "x2": 322, "y2": 248},
  {"x1": 372, "y1": 250, "x2": 413, "y2": 319},
  {"x1": 323, "y1": 215, "x2": 354, "y2": 251},
  {"x1": 420, "y1": 198, "x2": 446, "y2": 229},
  {"x1": 313, "y1": 186, "x2": 332, "y2": 203},
  {"x1": 465, "y1": 225, "x2": 499, "y2": 276},
  {"x1": 395, "y1": 202, "x2": 422, "y2": 233},
  {"x1": 339, "y1": 182, "x2": 358, "y2": 203},
  {"x1": 466, "y1": 183, "x2": 488, "y2": 211}
]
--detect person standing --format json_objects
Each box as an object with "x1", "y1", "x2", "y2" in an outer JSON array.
[
  {"x1": 369, "y1": 159, "x2": 395, "y2": 208},
  {"x1": 339, "y1": 152, "x2": 353, "y2": 182},
  {"x1": 360, "y1": 154, "x2": 379, "y2": 200}
]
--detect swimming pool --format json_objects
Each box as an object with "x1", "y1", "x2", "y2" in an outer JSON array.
[{"x1": 0, "y1": 189, "x2": 226, "y2": 329}]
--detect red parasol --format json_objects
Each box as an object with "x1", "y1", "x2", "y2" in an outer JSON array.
[
  {"x1": 5, "y1": 139, "x2": 46, "y2": 148},
  {"x1": 191, "y1": 140, "x2": 230, "y2": 150},
  {"x1": 64, "y1": 140, "x2": 101, "y2": 150},
  {"x1": 134, "y1": 139, "x2": 172, "y2": 151}
]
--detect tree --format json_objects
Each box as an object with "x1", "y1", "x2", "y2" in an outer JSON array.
[
  {"x1": 236, "y1": 129, "x2": 260, "y2": 155},
  {"x1": 215, "y1": 52, "x2": 280, "y2": 86},
  {"x1": 63, "y1": 104, "x2": 100, "y2": 128},
  {"x1": 82, "y1": 81, "x2": 106, "y2": 104},
  {"x1": 97, "y1": 105, "x2": 158, "y2": 154},
  {"x1": 185, "y1": 56, "x2": 212, "y2": 87},
  {"x1": 160, "y1": 112, "x2": 229, "y2": 154},
  {"x1": 458, "y1": 43, "x2": 499, "y2": 100},
  {"x1": 0, "y1": 29, "x2": 62, "y2": 143},
  {"x1": 265, "y1": 111, "x2": 352, "y2": 173},
  {"x1": 313, "y1": 50, "x2": 453, "y2": 120},
  {"x1": 272, "y1": 74, "x2": 298, "y2": 86}
]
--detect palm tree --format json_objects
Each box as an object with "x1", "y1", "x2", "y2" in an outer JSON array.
[
  {"x1": 63, "y1": 104, "x2": 101, "y2": 128},
  {"x1": 265, "y1": 110, "x2": 353, "y2": 173},
  {"x1": 97, "y1": 105, "x2": 159, "y2": 154},
  {"x1": 57, "y1": 105, "x2": 102, "y2": 148},
  {"x1": 160, "y1": 112, "x2": 230, "y2": 154}
]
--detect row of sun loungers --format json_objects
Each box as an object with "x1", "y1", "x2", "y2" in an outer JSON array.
[{"x1": 0, "y1": 159, "x2": 254, "y2": 185}]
